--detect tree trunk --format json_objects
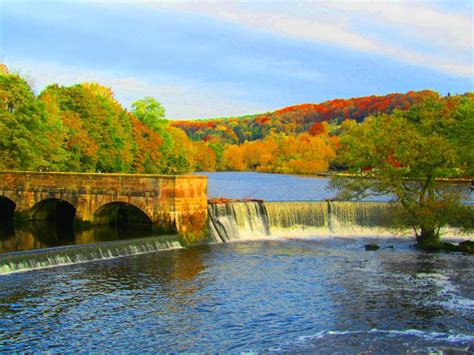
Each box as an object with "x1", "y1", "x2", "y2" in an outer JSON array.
[{"x1": 416, "y1": 226, "x2": 441, "y2": 250}]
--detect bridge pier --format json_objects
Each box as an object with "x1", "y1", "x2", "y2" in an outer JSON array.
[{"x1": 0, "y1": 171, "x2": 208, "y2": 243}]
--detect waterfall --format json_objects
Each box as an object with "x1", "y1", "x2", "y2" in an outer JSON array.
[
  {"x1": 329, "y1": 201, "x2": 393, "y2": 236},
  {"x1": 265, "y1": 201, "x2": 329, "y2": 236},
  {"x1": 208, "y1": 202, "x2": 270, "y2": 242},
  {"x1": 209, "y1": 200, "x2": 401, "y2": 242},
  {"x1": 0, "y1": 235, "x2": 182, "y2": 274}
]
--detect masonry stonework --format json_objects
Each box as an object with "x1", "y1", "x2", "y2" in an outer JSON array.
[{"x1": 0, "y1": 171, "x2": 208, "y2": 242}]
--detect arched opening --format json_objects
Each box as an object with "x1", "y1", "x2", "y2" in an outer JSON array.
[
  {"x1": 0, "y1": 196, "x2": 15, "y2": 222},
  {"x1": 30, "y1": 199, "x2": 76, "y2": 226},
  {"x1": 94, "y1": 202, "x2": 153, "y2": 229},
  {"x1": 0, "y1": 196, "x2": 15, "y2": 239}
]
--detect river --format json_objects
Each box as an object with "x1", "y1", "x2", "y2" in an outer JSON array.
[{"x1": 0, "y1": 172, "x2": 473, "y2": 352}]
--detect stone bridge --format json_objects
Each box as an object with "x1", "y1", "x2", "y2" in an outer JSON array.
[{"x1": 0, "y1": 171, "x2": 208, "y2": 242}]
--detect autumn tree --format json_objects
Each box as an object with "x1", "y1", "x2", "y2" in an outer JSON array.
[
  {"x1": 39, "y1": 83, "x2": 135, "y2": 173},
  {"x1": 131, "y1": 97, "x2": 195, "y2": 173},
  {"x1": 129, "y1": 114, "x2": 165, "y2": 173},
  {"x1": 191, "y1": 141, "x2": 217, "y2": 171},
  {"x1": 331, "y1": 96, "x2": 473, "y2": 250},
  {"x1": 221, "y1": 145, "x2": 246, "y2": 171}
]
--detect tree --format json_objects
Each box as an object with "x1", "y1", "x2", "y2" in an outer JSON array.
[
  {"x1": 191, "y1": 141, "x2": 217, "y2": 171},
  {"x1": 331, "y1": 96, "x2": 473, "y2": 250},
  {"x1": 131, "y1": 96, "x2": 166, "y2": 130},
  {"x1": 0, "y1": 72, "x2": 53, "y2": 170},
  {"x1": 131, "y1": 96, "x2": 196, "y2": 174},
  {"x1": 39, "y1": 83, "x2": 135, "y2": 173},
  {"x1": 129, "y1": 114, "x2": 164, "y2": 173}
]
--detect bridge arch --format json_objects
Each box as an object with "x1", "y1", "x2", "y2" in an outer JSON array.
[
  {"x1": 94, "y1": 202, "x2": 153, "y2": 228},
  {"x1": 0, "y1": 196, "x2": 16, "y2": 222},
  {"x1": 1, "y1": 171, "x2": 208, "y2": 241},
  {"x1": 30, "y1": 198, "x2": 77, "y2": 225}
]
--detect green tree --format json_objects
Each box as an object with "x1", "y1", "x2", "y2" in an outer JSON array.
[
  {"x1": 39, "y1": 82, "x2": 135, "y2": 173},
  {"x1": 131, "y1": 96, "x2": 166, "y2": 130},
  {"x1": 331, "y1": 96, "x2": 473, "y2": 250},
  {"x1": 0, "y1": 72, "x2": 54, "y2": 170},
  {"x1": 131, "y1": 97, "x2": 193, "y2": 173}
]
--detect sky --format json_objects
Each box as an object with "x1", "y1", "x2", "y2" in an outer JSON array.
[{"x1": 0, "y1": 0, "x2": 473, "y2": 119}]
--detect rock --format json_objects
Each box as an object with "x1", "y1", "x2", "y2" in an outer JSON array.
[
  {"x1": 458, "y1": 240, "x2": 474, "y2": 254},
  {"x1": 440, "y1": 242, "x2": 459, "y2": 252},
  {"x1": 364, "y1": 244, "x2": 380, "y2": 251}
]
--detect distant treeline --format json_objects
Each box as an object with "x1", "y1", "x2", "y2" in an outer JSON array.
[{"x1": 1, "y1": 67, "x2": 472, "y2": 175}]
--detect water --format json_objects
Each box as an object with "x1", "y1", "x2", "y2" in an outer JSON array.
[
  {"x1": 200, "y1": 171, "x2": 337, "y2": 201},
  {"x1": 199, "y1": 171, "x2": 473, "y2": 203},
  {"x1": 0, "y1": 171, "x2": 473, "y2": 352},
  {"x1": 0, "y1": 233, "x2": 182, "y2": 274},
  {"x1": 0, "y1": 222, "x2": 156, "y2": 254},
  {"x1": 1, "y1": 238, "x2": 472, "y2": 352},
  {"x1": 0, "y1": 222, "x2": 186, "y2": 273},
  {"x1": 209, "y1": 200, "x2": 472, "y2": 242}
]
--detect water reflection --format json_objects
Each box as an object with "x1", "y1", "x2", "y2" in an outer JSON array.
[{"x1": 0, "y1": 221, "x2": 154, "y2": 254}]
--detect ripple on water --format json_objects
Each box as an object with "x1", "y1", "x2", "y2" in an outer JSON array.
[
  {"x1": 268, "y1": 329, "x2": 474, "y2": 353},
  {"x1": 0, "y1": 237, "x2": 473, "y2": 352}
]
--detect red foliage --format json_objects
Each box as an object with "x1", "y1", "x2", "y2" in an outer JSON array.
[
  {"x1": 171, "y1": 90, "x2": 437, "y2": 145},
  {"x1": 308, "y1": 122, "x2": 326, "y2": 136},
  {"x1": 386, "y1": 154, "x2": 403, "y2": 168}
]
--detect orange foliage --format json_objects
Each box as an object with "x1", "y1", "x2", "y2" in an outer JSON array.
[
  {"x1": 129, "y1": 114, "x2": 164, "y2": 173},
  {"x1": 171, "y1": 91, "x2": 435, "y2": 146},
  {"x1": 192, "y1": 141, "x2": 217, "y2": 171},
  {"x1": 221, "y1": 145, "x2": 246, "y2": 171}
]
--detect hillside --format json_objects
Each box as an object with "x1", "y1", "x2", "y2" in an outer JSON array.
[
  {"x1": 172, "y1": 90, "x2": 436, "y2": 144},
  {"x1": 2, "y1": 68, "x2": 470, "y2": 176}
]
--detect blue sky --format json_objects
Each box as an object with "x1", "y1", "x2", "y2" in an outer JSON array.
[{"x1": 1, "y1": 0, "x2": 472, "y2": 119}]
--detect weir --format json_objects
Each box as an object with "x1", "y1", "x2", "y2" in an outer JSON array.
[
  {"x1": 210, "y1": 200, "x2": 411, "y2": 242},
  {"x1": 0, "y1": 235, "x2": 183, "y2": 274},
  {"x1": 2, "y1": 199, "x2": 471, "y2": 274},
  {"x1": 209, "y1": 200, "x2": 474, "y2": 243}
]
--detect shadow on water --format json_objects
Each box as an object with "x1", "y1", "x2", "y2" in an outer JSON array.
[
  {"x1": 0, "y1": 197, "x2": 157, "y2": 254},
  {"x1": 0, "y1": 222, "x2": 156, "y2": 254}
]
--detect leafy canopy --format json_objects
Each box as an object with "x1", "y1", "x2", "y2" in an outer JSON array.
[
  {"x1": 331, "y1": 95, "x2": 474, "y2": 248},
  {"x1": 131, "y1": 96, "x2": 166, "y2": 130}
]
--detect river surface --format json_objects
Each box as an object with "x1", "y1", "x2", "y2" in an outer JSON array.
[
  {"x1": 1, "y1": 237, "x2": 473, "y2": 352},
  {"x1": 0, "y1": 172, "x2": 473, "y2": 352},
  {"x1": 201, "y1": 171, "x2": 337, "y2": 201},
  {"x1": 199, "y1": 171, "x2": 473, "y2": 202}
]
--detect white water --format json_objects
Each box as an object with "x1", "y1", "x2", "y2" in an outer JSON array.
[
  {"x1": 208, "y1": 202, "x2": 270, "y2": 242},
  {"x1": 0, "y1": 235, "x2": 183, "y2": 274},
  {"x1": 209, "y1": 201, "x2": 473, "y2": 242},
  {"x1": 2, "y1": 200, "x2": 471, "y2": 274}
]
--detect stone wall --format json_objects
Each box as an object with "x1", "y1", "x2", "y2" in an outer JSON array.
[{"x1": 0, "y1": 171, "x2": 208, "y2": 241}]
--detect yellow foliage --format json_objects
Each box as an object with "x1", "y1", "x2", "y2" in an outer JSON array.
[
  {"x1": 192, "y1": 141, "x2": 217, "y2": 171},
  {"x1": 222, "y1": 145, "x2": 246, "y2": 171},
  {"x1": 220, "y1": 129, "x2": 338, "y2": 174}
]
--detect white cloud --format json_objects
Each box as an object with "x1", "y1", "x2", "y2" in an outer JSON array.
[
  {"x1": 6, "y1": 58, "x2": 270, "y2": 119},
  {"x1": 150, "y1": 0, "x2": 473, "y2": 78},
  {"x1": 327, "y1": 1, "x2": 472, "y2": 51}
]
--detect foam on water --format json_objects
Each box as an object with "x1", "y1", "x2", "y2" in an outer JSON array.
[
  {"x1": 267, "y1": 328, "x2": 474, "y2": 353},
  {"x1": 296, "y1": 328, "x2": 474, "y2": 342},
  {"x1": 209, "y1": 200, "x2": 474, "y2": 242},
  {"x1": 0, "y1": 235, "x2": 183, "y2": 275},
  {"x1": 415, "y1": 272, "x2": 474, "y2": 311}
]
